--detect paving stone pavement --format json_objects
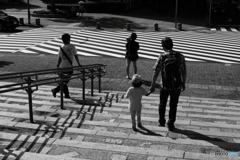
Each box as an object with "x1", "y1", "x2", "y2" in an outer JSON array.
[
  {"x1": 0, "y1": 53, "x2": 240, "y2": 100},
  {"x1": 0, "y1": 46, "x2": 240, "y2": 159},
  {"x1": 0, "y1": 81, "x2": 240, "y2": 160}
]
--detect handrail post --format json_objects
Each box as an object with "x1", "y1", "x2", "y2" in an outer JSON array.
[
  {"x1": 80, "y1": 68, "x2": 86, "y2": 101},
  {"x1": 90, "y1": 68, "x2": 94, "y2": 96},
  {"x1": 25, "y1": 77, "x2": 34, "y2": 123},
  {"x1": 97, "y1": 67, "x2": 102, "y2": 93},
  {"x1": 60, "y1": 81, "x2": 64, "y2": 110},
  {"x1": 59, "y1": 73, "x2": 64, "y2": 109}
]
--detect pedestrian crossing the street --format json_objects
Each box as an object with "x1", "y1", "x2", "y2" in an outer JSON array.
[
  {"x1": 0, "y1": 28, "x2": 80, "y2": 53},
  {"x1": 0, "y1": 28, "x2": 240, "y2": 63},
  {"x1": 211, "y1": 27, "x2": 240, "y2": 32},
  {"x1": 18, "y1": 29, "x2": 240, "y2": 64}
]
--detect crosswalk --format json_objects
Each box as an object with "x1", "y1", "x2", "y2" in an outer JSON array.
[
  {"x1": 0, "y1": 28, "x2": 80, "y2": 53},
  {"x1": 211, "y1": 27, "x2": 240, "y2": 32},
  {"x1": 0, "y1": 28, "x2": 240, "y2": 63}
]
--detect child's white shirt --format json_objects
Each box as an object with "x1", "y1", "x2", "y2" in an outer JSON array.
[{"x1": 125, "y1": 87, "x2": 147, "y2": 111}]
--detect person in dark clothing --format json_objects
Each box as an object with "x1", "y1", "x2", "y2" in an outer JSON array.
[
  {"x1": 125, "y1": 33, "x2": 140, "y2": 79},
  {"x1": 148, "y1": 37, "x2": 187, "y2": 131}
]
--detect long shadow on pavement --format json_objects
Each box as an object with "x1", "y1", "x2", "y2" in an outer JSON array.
[
  {"x1": 0, "y1": 61, "x2": 14, "y2": 68},
  {"x1": 173, "y1": 128, "x2": 240, "y2": 152}
]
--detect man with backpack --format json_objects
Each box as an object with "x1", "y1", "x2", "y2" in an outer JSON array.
[{"x1": 148, "y1": 37, "x2": 187, "y2": 131}]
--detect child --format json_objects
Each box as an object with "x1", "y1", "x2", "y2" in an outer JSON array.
[{"x1": 125, "y1": 74, "x2": 148, "y2": 131}]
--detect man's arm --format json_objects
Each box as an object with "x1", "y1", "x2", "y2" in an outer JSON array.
[
  {"x1": 74, "y1": 55, "x2": 82, "y2": 67},
  {"x1": 181, "y1": 55, "x2": 187, "y2": 91},
  {"x1": 57, "y1": 57, "x2": 61, "y2": 68},
  {"x1": 149, "y1": 70, "x2": 160, "y2": 93}
]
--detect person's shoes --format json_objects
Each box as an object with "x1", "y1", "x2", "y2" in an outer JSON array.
[
  {"x1": 65, "y1": 95, "x2": 71, "y2": 99},
  {"x1": 167, "y1": 123, "x2": 175, "y2": 131},
  {"x1": 159, "y1": 123, "x2": 165, "y2": 127},
  {"x1": 126, "y1": 76, "x2": 130, "y2": 79},
  {"x1": 51, "y1": 89, "x2": 56, "y2": 97},
  {"x1": 132, "y1": 126, "x2": 137, "y2": 131},
  {"x1": 138, "y1": 123, "x2": 143, "y2": 128}
]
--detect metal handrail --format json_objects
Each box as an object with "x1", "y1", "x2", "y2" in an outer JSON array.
[
  {"x1": 0, "y1": 64, "x2": 107, "y2": 123},
  {"x1": 0, "y1": 64, "x2": 104, "y2": 80}
]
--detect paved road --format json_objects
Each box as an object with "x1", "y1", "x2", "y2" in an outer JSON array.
[
  {"x1": 0, "y1": 27, "x2": 240, "y2": 63},
  {"x1": 211, "y1": 26, "x2": 240, "y2": 32}
]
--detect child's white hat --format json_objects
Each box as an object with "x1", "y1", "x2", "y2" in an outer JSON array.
[{"x1": 131, "y1": 74, "x2": 142, "y2": 83}]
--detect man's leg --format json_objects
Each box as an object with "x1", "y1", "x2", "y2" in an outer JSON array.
[
  {"x1": 159, "y1": 89, "x2": 170, "y2": 126},
  {"x1": 63, "y1": 71, "x2": 72, "y2": 98},
  {"x1": 63, "y1": 84, "x2": 70, "y2": 98},
  {"x1": 51, "y1": 85, "x2": 60, "y2": 97},
  {"x1": 167, "y1": 89, "x2": 181, "y2": 130}
]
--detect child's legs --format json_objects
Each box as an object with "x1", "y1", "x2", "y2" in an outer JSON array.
[
  {"x1": 130, "y1": 111, "x2": 136, "y2": 127},
  {"x1": 136, "y1": 110, "x2": 141, "y2": 124}
]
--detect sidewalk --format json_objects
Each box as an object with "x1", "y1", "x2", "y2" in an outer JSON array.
[
  {"x1": 1, "y1": 1, "x2": 240, "y2": 100},
  {"x1": 0, "y1": 53, "x2": 240, "y2": 100}
]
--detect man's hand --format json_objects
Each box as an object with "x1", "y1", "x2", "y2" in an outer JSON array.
[
  {"x1": 181, "y1": 84, "x2": 185, "y2": 92},
  {"x1": 146, "y1": 86, "x2": 155, "y2": 96}
]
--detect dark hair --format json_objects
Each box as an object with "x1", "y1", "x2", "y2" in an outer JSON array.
[
  {"x1": 131, "y1": 33, "x2": 137, "y2": 41},
  {"x1": 162, "y1": 37, "x2": 173, "y2": 50},
  {"x1": 132, "y1": 81, "x2": 142, "y2": 88},
  {"x1": 62, "y1": 33, "x2": 71, "y2": 43}
]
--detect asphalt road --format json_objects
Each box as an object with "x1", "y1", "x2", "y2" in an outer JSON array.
[{"x1": 0, "y1": 26, "x2": 37, "y2": 37}]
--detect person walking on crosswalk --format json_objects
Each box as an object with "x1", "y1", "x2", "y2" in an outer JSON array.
[
  {"x1": 148, "y1": 37, "x2": 187, "y2": 131},
  {"x1": 51, "y1": 33, "x2": 82, "y2": 99},
  {"x1": 125, "y1": 33, "x2": 140, "y2": 79}
]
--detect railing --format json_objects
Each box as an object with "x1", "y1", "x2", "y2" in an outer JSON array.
[{"x1": 0, "y1": 64, "x2": 107, "y2": 123}]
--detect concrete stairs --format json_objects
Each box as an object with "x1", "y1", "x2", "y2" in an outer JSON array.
[{"x1": 0, "y1": 82, "x2": 240, "y2": 160}]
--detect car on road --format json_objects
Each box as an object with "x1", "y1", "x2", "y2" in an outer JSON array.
[{"x1": 0, "y1": 10, "x2": 19, "y2": 31}]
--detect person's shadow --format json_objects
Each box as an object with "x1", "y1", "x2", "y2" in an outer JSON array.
[
  {"x1": 0, "y1": 61, "x2": 14, "y2": 68},
  {"x1": 173, "y1": 128, "x2": 240, "y2": 152},
  {"x1": 135, "y1": 125, "x2": 162, "y2": 136}
]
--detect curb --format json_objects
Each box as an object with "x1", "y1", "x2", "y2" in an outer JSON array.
[{"x1": 31, "y1": 13, "x2": 75, "y2": 18}]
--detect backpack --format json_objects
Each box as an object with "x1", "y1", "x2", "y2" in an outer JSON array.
[{"x1": 161, "y1": 52, "x2": 182, "y2": 89}]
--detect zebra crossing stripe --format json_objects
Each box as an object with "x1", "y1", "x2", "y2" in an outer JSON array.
[
  {"x1": 211, "y1": 27, "x2": 240, "y2": 32},
  {"x1": 230, "y1": 27, "x2": 238, "y2": 32},
  {"x1": 210, "y1": 28, "x2": 217, "y2": 31}
]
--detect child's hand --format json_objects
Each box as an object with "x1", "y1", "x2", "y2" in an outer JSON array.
[{"x1": 145, "y1": 91, "x2": 152, "y2": 96}]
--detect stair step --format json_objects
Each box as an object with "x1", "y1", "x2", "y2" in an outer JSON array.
[{"x1": 0, "y1": 82, "x2": 240, "y2": 159}]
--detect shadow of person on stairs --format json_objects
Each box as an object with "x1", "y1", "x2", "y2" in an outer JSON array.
[
  {"x1": 173, "y1": 128, "x2": 240, "y2": 152},
  {"x1": 136, "y1": 125, "x2": 162, "y2": 136}
]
